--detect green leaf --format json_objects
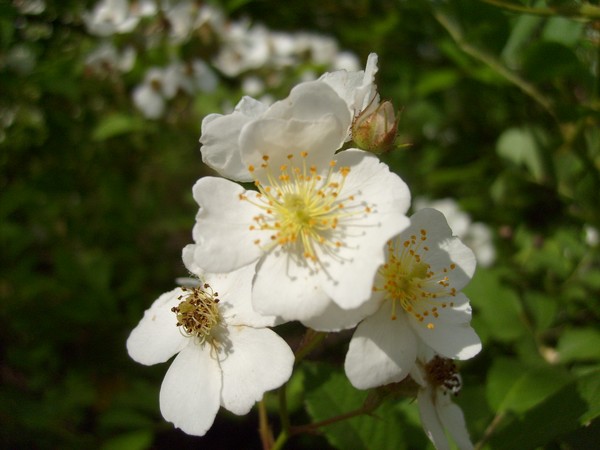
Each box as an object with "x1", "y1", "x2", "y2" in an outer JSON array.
[
  {"x1": 522, "y1": 291, "x2": 557, "y2": 331},
  {"x1": 501, "y1": 13, "x2": 542, "y2": 67},
  {"x1": 522, "y1": 41, "x2": 583, "y2": 82},
  {"x1": 101, "y1": 430, "x2": 153, "y2": 450},
  {"x1": 92, "y1": 114, "x2": 145, "y2": 141},
  {"x1": 577, "y1": 368, "x2": 600, "y2": 424},
  {"x1": 496, "y1": 127, "x2": 546, "y2": 182},
  {"x1": 489, "y1": 369, "x2": 600, "y2": 450},
  {"x1": 486, "y1": 358, "x2": 571, "y2": 414},
  {"x1": 542, "y1": 17, "x2": 584, "y2": 46},
  {"x1": 415, "y1": 69, "x2": 460, "y2": 97},
  {"x1": 464, "y1": 268, "x2": 524, "y2": 343},
  {"x1": 557, "y1": 328, "x2": 600, "y2": 363},
  {"x1": 302, "y1": 362, "x2": 408, "y2": 450}
]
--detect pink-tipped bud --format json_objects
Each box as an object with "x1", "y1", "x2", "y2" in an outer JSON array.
[{"x1": 351, "y1": 100, "x2": 399, "y2": 154}]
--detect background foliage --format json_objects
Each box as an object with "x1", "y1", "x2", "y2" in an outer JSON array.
[{"x1": 1, "y1": 0, "x2": 599, "y2": 448}]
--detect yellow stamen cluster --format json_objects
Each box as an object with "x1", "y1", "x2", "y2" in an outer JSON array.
[
  {"x1": 240, "y1": 152, "x2": 369, "y2": 262},
  {"x1": 425, "y1": 355, "x2": 461, "y2": 395},
  {"x1": 172, "y1": 284, "x2": 221, "y2": 344},
  {"x1": 375, "y1": 229, "x2": 458, "y2": 329}
]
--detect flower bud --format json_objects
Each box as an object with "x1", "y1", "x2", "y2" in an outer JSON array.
[{"x1": 351, "y1": 100, "x2": 399, "y2": 154}]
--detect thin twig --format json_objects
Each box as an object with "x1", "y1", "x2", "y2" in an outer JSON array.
[
  {"x1": 258, "y1": 400, "x2": 274, "y2": 450},
  {"x1": 478, "y1": 0, "x2": 600, "y2": 20},
  {"x1": 474, "y1": 412, "x2": 506, "y2": 450},
  {"x1": 432, "y1": 8, "x2": 556, "y2": 119},
  {"x1": 289, "y1": 405, "x2": 372, "y2": 436}
]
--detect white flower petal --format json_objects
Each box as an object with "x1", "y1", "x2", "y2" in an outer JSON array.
[
  {"x1": 411, "y1": 209, "x2": 476, "y2": 290},
  {"x1": 191, "y1": 177, "x2": 267, "y2": 273},
  {"x1": 219, "y1": 326, "x2": 294, "y2": 415},
  {"x1": 208, "y1": 265, "x2": 281, "y2": 328},
  {"x1": 418, "y1": 388, "x2": 451, "y2": 450},
  {"x1": 182, "y1": 246, "x2": 279, "y2": 327},
  {"x1": 320, "y1": 150, "x2": 411, "y2": 308},
  {"x1": 437, "y1": 397, "x2": 475, "y2": 450},
  {"x1": 159, "y1": 344, "x2": 222, "y2": 436},
  {"x1": 414, "y1": 197, "x2": 471, "y2": 237},
  {"x1": 126, "y1": 289, "x2": 188, "y2": 365},
  {"x1": 345, "y1": 306, "x2": 417, "y2": 389},
  {"x1": 410, "y1": 293, "x2": 481, "y2": 360},
  {"x1": 240, "y1": 115, "x2": 345, "y2": 184},
  {"x1": 301, "y1": 295, "x2": 381, "y2": 332},
  {"x1": 418, "y1": 323, "x2": 481, "y2": 360},
  {"x1": 252, "y1": 249, "x2": 331, "y2": 322},
  {"x1": 200, "y1": 96, "x2": 268, "y2": 182},
  {"x1": 239, "y1": 81, "x2": 351, "y2": 179},
  {"x1": 265, "y1": 80, "x2": 352, "y2": 126},
  {"x1": 436, "y1": 237, "x2": 476, "y2": 291},
  {"x1": 319, "y1": 52, "x2": 379, "y2": 114},
  {"x1": 182, "y1": 243, "x2": 203, "y2": 276}
]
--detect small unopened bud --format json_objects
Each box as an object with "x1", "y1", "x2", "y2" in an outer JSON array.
[{"x1": 351, "y1": 100, "x2": 399, "y2": 154}]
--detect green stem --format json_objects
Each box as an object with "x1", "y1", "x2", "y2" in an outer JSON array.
[
  {"x1": 432, "y1": 8, "x2": 556, "y2": 119},
  {"x1": 258, "y1": 399, "x2": 274, "y2": 450},
  {"x1": 271, "y1": 430, "x2": 289, "y2": 450},
  {"x1": 478, "y1": 0, "x2": 600, "y2": 20},
  {"x1": 269, "y1": 329, "x2": 327, "y2": 450},
  {"x1": 294, "y1": 329, "x2": 327, "y2": 364},
  {"x1": 289, "y1": 389, "x2": 385, "y2": 437},
  {"x1": 268, "y1": 390, "x2": 291, "y2": 450},
  {"x1": 278, "y1": 385, "x2": 291, "y2": 435},
  {"x1": 289, "y1": 406, "x2": 369, "y2": 436},
  {"x1": 474, "y1": 411, "x2": 505, "y2": 450},
  {"x1": 594, "y1": 31, "x2": 600, "y2": 105}
]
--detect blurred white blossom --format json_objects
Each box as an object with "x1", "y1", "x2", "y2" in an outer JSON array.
[
  {"x1": 85, "y1": 43, "x2": 136, "y2": 74},
  {"x1": 132, "y1": 60, "x2": 217, "y2": 118},
  {"x1": 83, "y1": 0, "x2": 141, "y2": 36},
  {"x1": 585, "y1": 225, "x2": 599, "y2": 247}
]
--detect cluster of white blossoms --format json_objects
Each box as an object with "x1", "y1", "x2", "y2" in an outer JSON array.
[
  {"x1": 128, "y1": 53, "x2": 481, "y2": 449},
  {"x1": 82, "y1": 0, "x2": 361, "y2": 118}
]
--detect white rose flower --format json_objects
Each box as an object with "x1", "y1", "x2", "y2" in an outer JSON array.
[
  {"x1": 345, "y1": 208, "x2": 481, "y2": 389},
  {"x1": 126, "y1": 251, "x2": 294, "y2": 436},
  {"x1": 191, "y1": 82, "x2": 410, "y2": 325}
]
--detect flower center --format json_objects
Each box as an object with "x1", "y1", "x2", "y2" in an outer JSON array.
[
  {"x1": 425, "y1": 355, "x2": 461, "y2": 395},
  {"x1": 171, "y1": 284, "x2": 221, "y2": 344},
  {"x1": 240, "y1": 151, "x2": 371, "y2": 262},
  {"x1": 375, "y1": 229, "x2": 458, "y2": 329}
]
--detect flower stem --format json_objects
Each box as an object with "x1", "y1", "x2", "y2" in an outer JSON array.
[
  {"x1": 278, "y1": 384, "x2": 291, "y2": 434},
  {"x1": 265, "y1": 328, "x2": 329, "y2": 449},
  {"x1": 289, "y1": 407, "x2": 367, "y2": 436},
  {"x1": 474, "y1": 411, "x2": 505, "y2": 450},
  {"x1": 289, "y1": 389, "x2": 385, "y2": 436},
  {"x1": 258, "y1": 399, "x2": 274, "y2": 450},
  {"x1": 294, "y1": 329, "x2": 327, "y2": 364},
  {"x1": 271, "y1": 430, "x2": 289, "y2": 450}
]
